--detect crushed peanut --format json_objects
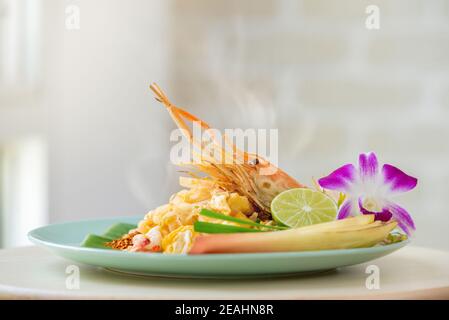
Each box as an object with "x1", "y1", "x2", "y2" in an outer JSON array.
[{"x1": 106, "y1": 230, "x2": 139, "y2": 250}]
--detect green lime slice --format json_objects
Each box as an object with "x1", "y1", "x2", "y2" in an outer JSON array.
[{"x1": 270, "y1": 188, "x2": 338, "y2": 228}]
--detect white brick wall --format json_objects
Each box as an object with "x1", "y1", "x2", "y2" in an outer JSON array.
[
  {"x1": 3, "y1": 0, "x2": 446, "y2": 249},
  {"x1": 167, "y1": 0, "x2": 449, "y2": 249}
]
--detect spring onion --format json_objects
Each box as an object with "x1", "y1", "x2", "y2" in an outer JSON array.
[
  {"x1": 194, "y1": 221, "x2": 264, "y2": 234},
  {"x1": 199, "y1": 209, "x2": 287, "y2": 230}
]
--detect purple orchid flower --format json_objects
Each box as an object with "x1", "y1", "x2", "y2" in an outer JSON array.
[{"x1": 318, "y1": 152, "x2": 418, "y2": 235}]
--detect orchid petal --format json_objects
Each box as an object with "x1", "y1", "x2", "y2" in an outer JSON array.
[
  {"x1": 318, "y1": 164, "x2": 356, "y2": 192},
  {"x1": 382, "y1": 164, "x2": 418, "y2": 194},
  {"x1": 358, "y1": 198, "x2": 392, "y2": 222},
  {"x1": 322, "y1": 153, "x2": 418, "y2": 235},
  {"x1": 386, "y1": 202, "x2": 415, "y2": 236},
  {"x1": 337, "y1": 199, "x2": 354, "y2": 219},
  {"x1": 358, "y1": 152, "x2": 379, "y2": 181}
]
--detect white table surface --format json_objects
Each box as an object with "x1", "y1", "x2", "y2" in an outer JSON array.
[{"x1": 0, "y1": 245, "x2": 448, "y2": 300}]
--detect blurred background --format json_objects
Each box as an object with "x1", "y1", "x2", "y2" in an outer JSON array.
[{"x1": 1, "y1": 0, "x2": 448, "y2": 249}]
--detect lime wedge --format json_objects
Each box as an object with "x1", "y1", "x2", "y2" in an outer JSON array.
[{"x1": 270, "y1": 188, "x2": 337, "y2": 228}]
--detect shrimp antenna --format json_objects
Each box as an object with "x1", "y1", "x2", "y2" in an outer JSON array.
[
  {"x1": 149, "y1": 82, "x2": 252, "y2": 163},
  {"x1": 150, "y1": 83, "x2": 172, "y2": 106}
]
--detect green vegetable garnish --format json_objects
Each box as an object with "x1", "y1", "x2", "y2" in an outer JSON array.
[
  {"x1": 103, "y1": 223, "x2": 137, "y2": 240},
  {"x1": 81, "y1": 222, "x2": 137, "y2": 249},
  {"x1": 199, "y1": 209, "x2": 287, "y2": 231},
  {"x1": 81, "y1": 234, "x2": 114, "y2": 249},
  {"x1": 194, "y1": 221, "x2": 264, "y2": 234},
  {"x1": 384, "y1": 232, "x2": 408, "y2": 244},
  {"x1": 337, "y1": 192, "x2": 346, "y2": 208}
]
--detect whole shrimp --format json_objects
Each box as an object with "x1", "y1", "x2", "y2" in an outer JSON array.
[{"x1": 150, "y1": 83, "x2": 304, "y2": 218}]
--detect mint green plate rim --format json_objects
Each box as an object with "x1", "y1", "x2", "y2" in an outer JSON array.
[{"x1": 28, "y1": 216, "x2": 410, "y2": 278}]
